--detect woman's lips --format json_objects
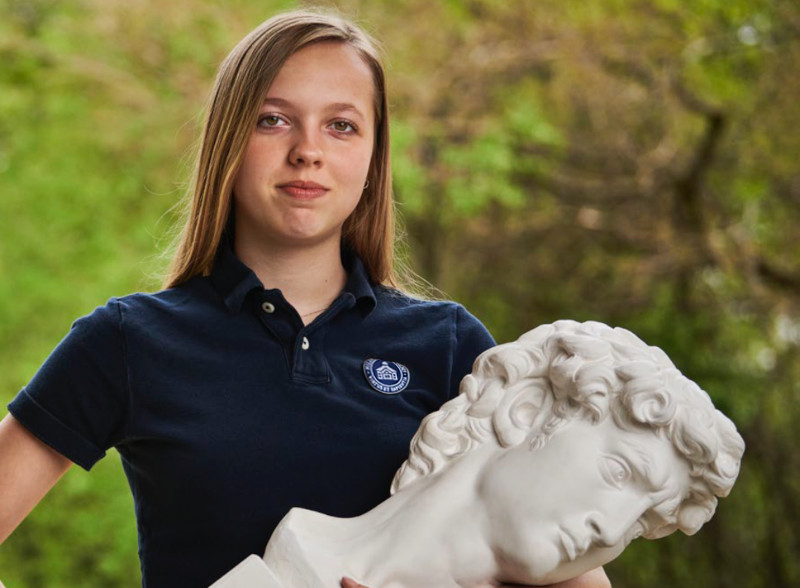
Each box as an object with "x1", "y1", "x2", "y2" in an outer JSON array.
[{"x1": 277, "y1": 181, "x2": 329, "y2": 199}]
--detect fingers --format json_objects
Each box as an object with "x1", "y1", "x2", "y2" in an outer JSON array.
[{"x1": 341, "y1": 577, "x2": 369, "y2": 588}]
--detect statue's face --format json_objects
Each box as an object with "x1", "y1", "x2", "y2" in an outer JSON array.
[{"x1": 477, "y1": 415, "x2": 690, "y2": 585}]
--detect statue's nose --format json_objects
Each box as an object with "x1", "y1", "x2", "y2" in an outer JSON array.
[{"x1": 585, "y1": 510, "x2": 639, "y2": 548}]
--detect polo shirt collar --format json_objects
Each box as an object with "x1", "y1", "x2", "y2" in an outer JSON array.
[
  {"x1": 210, "y1": 240, "x2": 263, "y2": 312},
  {"x1": 210, "y1": 240, "x2": 377, "y2": 316},
  {"x1": 342, "y1": 249, "x2": 377, "y2": 316}
]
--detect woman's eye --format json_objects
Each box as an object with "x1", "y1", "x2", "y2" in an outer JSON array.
[
  {"x1": 601, "y1": 456, "x2": 632, "y2": 488},
  {"x1": 258, "y1": 114, "x2": 286, "y2": 128},
  {"x1": 330, "y1": 120, "x2": 355, "y2": 133}
]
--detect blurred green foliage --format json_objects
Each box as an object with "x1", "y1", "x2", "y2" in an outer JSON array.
[{"x1": 1, "y1": 0, "x2": 799, "y2": 586}]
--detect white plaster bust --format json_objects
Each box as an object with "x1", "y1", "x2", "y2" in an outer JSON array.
[{"x1": 211, "y1": 320, "x2": 744, "y2": 588}]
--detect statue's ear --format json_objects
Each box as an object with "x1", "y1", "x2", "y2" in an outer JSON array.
[
  {"x1": 646, "y1": 523, "x2": 678, "y2": 540},
  {"x1": 492, "y1": 380, "x2": 553, "y2": 447}
]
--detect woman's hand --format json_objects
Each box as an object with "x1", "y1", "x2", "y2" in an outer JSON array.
[
  {"x1": 540, "y1": 567, "x2": 611, "y2": 588},
  {"x1": 341, "y1": 567, "x2": 610, "y2": 588}
]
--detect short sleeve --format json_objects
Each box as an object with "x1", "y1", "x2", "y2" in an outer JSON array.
[
  {"x1": 449, "y1": 305, "x2": 496, "y2": 399},
  {"x1": 7, "y1": 299, "x2": 129, "y2": 470}
]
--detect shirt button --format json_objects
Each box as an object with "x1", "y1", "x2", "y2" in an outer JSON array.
[
  {"x1": 261, "y1": 301, "x2": 275, "y2": 314},
  {"x1": 301, "y1": 336, "x2": 310, "y2": 350}
]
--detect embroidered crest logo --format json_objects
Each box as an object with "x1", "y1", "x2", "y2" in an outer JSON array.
[{"x1": 363, "y1": 359, "x2": 410, "y2": 394}]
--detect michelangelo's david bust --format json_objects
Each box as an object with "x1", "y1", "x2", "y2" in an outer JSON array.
[{"x1": 212, "y1": 320, "x2": 744, "y2": 587}]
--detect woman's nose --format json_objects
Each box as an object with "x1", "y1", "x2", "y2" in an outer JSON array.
[{"x1": 289, "y1": 130, "x2": 323, "y2": 167}]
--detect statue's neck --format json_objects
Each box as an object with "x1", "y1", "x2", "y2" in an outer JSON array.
[{"x1": 263, "y1": 449, "x2": 501, "y2": 587}]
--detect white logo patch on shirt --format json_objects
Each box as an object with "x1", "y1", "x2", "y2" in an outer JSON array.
[{"x1": 363, "y1": 359, "x2": 410, "y2": 394}]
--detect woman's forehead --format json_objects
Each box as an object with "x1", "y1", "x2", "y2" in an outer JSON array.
[{"x1": 266, "y1": 42, "x2": 375, "y2": 109}]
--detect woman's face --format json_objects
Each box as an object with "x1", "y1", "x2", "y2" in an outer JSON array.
[{"x1": 233, "y1": 41, "x2": 375, "y2": 253}]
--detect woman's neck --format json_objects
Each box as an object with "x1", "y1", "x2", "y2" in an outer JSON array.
[{"x1": 234, "y1": 235, "x2": 347, "y2": 324}]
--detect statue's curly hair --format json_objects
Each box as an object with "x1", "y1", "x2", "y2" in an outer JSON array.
[{"x1": 391, "y1": 320, "x2": 744, "y2": 539}]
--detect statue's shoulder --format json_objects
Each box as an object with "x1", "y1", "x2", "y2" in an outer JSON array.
[{"x1": 208, "y1": 554, "x2": 285, "y2": 588}]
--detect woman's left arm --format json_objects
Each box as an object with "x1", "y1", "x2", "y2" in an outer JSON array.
[{"x1": 341, "y1": 567, "x2": 611, "y2": 588}]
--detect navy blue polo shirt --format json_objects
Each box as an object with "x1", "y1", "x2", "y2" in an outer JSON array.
[{"x1": 8, "y1": 244, "x2": 495, "y2": 587}]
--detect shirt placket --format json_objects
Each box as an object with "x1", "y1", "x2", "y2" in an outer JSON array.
[{"x1": 255, "y1": 292, "x2": 353, "y2": 385}]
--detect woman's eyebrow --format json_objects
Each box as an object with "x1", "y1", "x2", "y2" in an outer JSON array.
[
  {"x1": 326, "y1": 102, "x2": 366, "y2": 119},
  {"x1": 260, "y1": 97, "x2": 366, "y2": 120},
  {"x1": 262, "y1": 96, "x2": 291, "y2": 107}
]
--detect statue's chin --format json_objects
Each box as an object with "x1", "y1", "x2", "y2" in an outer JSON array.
[
  {"x1": 528, "y1": 543, "x2": 626, "y2": 585},
  {"x1": 519, "y1": 565, "x2": 593, "y2": 586}
]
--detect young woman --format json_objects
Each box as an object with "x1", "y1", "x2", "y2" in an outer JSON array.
[{"x1": 0, "y1": 9, "x2": 609, "y2": 588}]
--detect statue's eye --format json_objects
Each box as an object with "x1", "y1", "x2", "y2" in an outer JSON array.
[{"x1": 601, "y1": 455, "x2": 632, "y2": 489}]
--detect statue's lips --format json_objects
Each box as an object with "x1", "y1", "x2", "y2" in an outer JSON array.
[{"x1": 558, "y1": 528, "x2": 589, "y2": 562}]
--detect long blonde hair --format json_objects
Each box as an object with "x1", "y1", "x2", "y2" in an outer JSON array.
[{"x1": 164, "y1": 9, "x2": 396, "y2": 288}]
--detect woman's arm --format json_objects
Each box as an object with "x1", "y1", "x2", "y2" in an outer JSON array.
[
  {"x1": 341, "y1": 567, "x2": 611, "y2": 588},
  {"x1": 0, "y1": 413, "x2": 73, "y2": 543}
]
